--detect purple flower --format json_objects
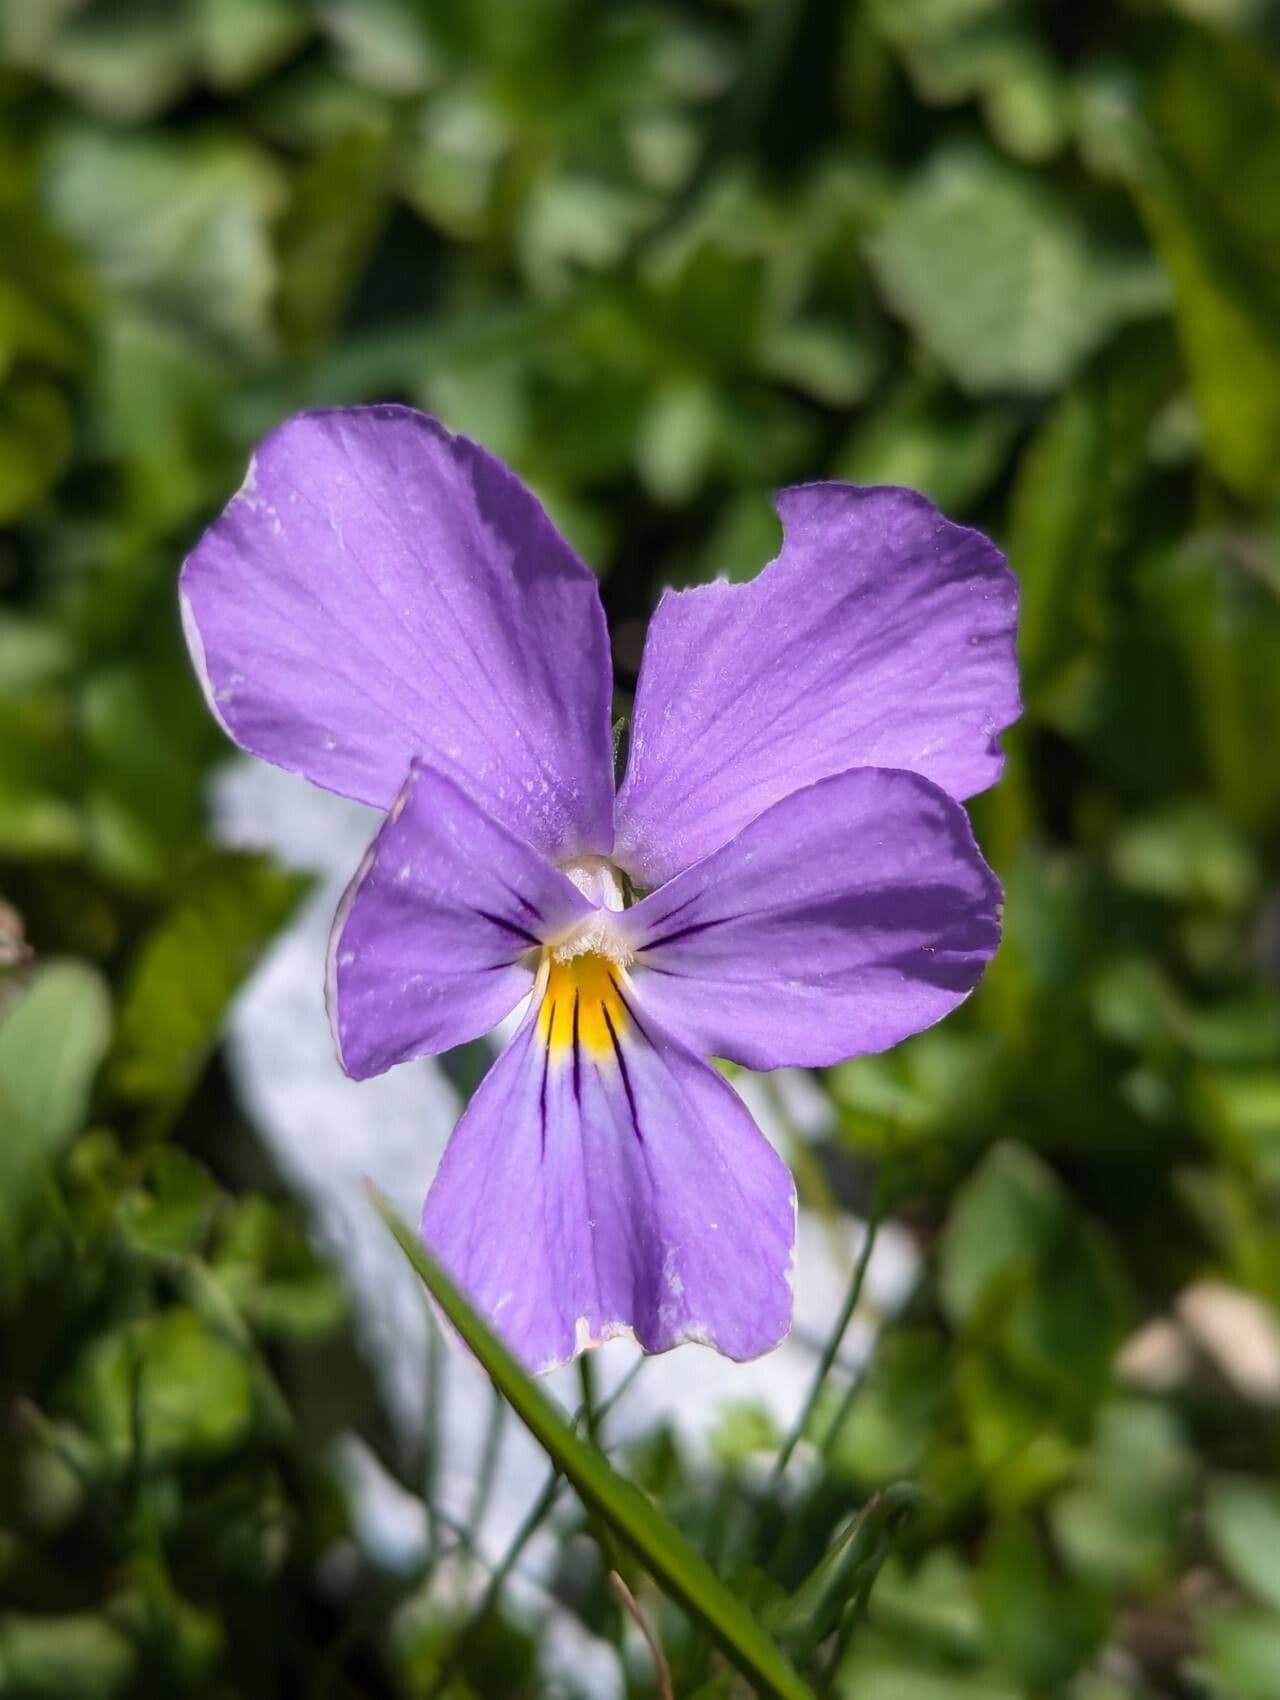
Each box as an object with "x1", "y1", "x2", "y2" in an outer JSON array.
[{"x1": 181, "y1": 405, "x2": 1019, "y2": 1374}]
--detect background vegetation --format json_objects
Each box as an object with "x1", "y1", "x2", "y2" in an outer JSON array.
[{"x1": 2, "y1": 0, "x2": 1279, "y2": 1695}]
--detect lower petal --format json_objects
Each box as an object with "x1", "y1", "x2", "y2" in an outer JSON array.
[{"x1": 420, "y1": 962, "x2": 795, "y2": 1373}]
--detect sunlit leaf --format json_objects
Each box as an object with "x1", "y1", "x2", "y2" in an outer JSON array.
[
  {"x1": 867, "y1": 147, "x2": 1163, "y2": 393},
  {"x1": 976, "y1": 1517, "x2": 1108, "y2": 1690},
  {"x1": 0, "y1": 961, "x2": 111, "y2": 1222},
  {"x1": 1198, "y1": 1607, "x2": 1280, "y2": 1700},
  {"x1": 0, "y1": 377, "x2": 73, "y2": 523},
  {"x1": 1136, "y1": 32, "x2": 1280, "y2": 498},
  {"x1": 192, "y1": 0, "x2": 310, "y2": 90},
  {"x1": 42, "y1": 125, "x2": 282, "y2": 360},
  {"x1": 767, "y1": 1484, "x2": 919, "y2": 1657},
  {"x1": 110, "y1": 852, "x2": 308, "y2": 1107},
  {"x1": 64, "y1": 1307, "x2": 254, "y2": 1466},
  {"x1": 1206, "y1": 1478, "x2": 1280, "y2": 1611},
  {"x1": 0, "y1": 1612, "x2": 134, "y2": 1700}
]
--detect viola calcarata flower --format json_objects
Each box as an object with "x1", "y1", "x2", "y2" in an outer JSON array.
[{"x1": 181, "y1": 406, "x2": 1019, "y2": 1374}]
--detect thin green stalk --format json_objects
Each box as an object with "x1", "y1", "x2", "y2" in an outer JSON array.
[
  {"x1": 422, "y1": 1316, "x2": 445, "y2": 1565},
  {"x1": 817, "y1": 1573, "x2": 875, "y2": 1697},
  {"x1": 817, "y1": 1263, "x2": 923, "y2": 1473},
  {"x1": 578, "y1": 1352, "x2": 625, "y2": 1586},
  {"x1": 427, "y1": 1357, "x2": 646, "y2": 1700},
  {"x1": 738, "y1": 1201, "x2": 887, "y2": 1585},
  {"x1": 579, "y1": 1353, "x2": 601, "y2": 1448},
  {"x1": 765, "y1": 1206, "x2": 883, "y2": 1501},
  {"x1": 764, "y1": 1353, "x2": 879, "y2": 1585},
  {"x1": 465, "y1": 1389, "x2": 506, "y2": 1538}
]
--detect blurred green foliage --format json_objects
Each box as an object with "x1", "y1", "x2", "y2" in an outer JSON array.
[{"x1": 2, "y1": 0, "x2": 1280, "y2": 1695}]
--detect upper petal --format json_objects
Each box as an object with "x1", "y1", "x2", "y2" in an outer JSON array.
[
  {"x1": 420, "y1": 967, "x2": 796, "y2": 1373},
  {"x1": 613, "y1": 482, "x2": 1020, "y2": 886},
  {"x1": 328, "y1": 761, "x2": 595, "y2": 1080},
  {"x1": 181, "y1": 405, "x2": 615, "y2": 861},
  {"x1": 622, "y1": 766, "x2": 1002, "y2": 1070}
]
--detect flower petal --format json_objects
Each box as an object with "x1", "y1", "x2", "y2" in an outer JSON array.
[
  {"x1": 420, "y1": 973, "x2": 796, "y2": 1373},
  {"x1": 329, "y1": 761, "x2": 595, "y2": 1081},
  {"x1": 613, "y1": 483, "x2": 1019, "y2": 886},
  {"x1": 623, "y1": 766, "x2": 1002, "y2": 1070},
  {"x1": 181, "y1": 405, "x2": 615, "y2": 860}
]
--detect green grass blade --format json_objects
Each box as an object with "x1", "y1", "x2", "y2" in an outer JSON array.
[{"x1": 373, "y1": 1189, "x2": 816, "y2": 1700}]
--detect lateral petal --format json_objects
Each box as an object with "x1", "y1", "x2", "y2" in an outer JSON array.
[
  {"x1": 181, "y1": 405, "x2": 615, "y2": 860},
  {"x1": 613, "y1": 482, "x2": 1019, "y2": 885},
  {"x1": 328, "y1": 762, "x2": 595, "y2": 1081},
  {"x1": 623, "y1": 766, "x2": 1002, "y2": 1070}
]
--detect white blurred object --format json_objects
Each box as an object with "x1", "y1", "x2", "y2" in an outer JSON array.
[
  {"x1": 1177, "y1": 1280, "x2": 1280, "y2": 1406},
  {"x1": 213, "y1": 755, "x2": 917, "y2": 1567},
  {"x1": 214, "y1": 758, "x2": 457, "y2": 1438},
  {"x1": 1116, "y1": 1317, "x2": 1196, "y2": 1394}
]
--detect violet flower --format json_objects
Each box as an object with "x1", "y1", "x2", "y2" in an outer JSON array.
[{"x1": 181, "y1": 406, "x2": 1019, "y2": 1374}]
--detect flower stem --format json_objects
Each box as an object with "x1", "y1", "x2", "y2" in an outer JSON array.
[
  {"x1": 426, "y1": 1356, "x2": 645, "y2": 1698},
  {"x1": 767, "y1": 1206, "x2": 882, "y2": 1499}
]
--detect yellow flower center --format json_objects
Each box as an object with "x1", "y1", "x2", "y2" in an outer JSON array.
[{"x1": 537, "y1": 951, "x2": 629, "y2": 1059}]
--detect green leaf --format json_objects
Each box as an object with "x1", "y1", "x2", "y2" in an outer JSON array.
[
  {"x1": 1007, "y1": 325, "x2": 1176, "y2": 702},
  {"x1": 397, "y1": 85, "x2": 510, "y2": 238},
  {"x1": 1152, "y1": 529, "x2": 1280, "y2": 833},
  {"x1": 866, "y1": 146, "x2": 1162, "y2": 394},
  {"x1": 1198, "y1": 1606, "x2": 1280, "y2": 1700},
  {"x1": 976, "y1": 1517, "x2": 1108, "y2": 1690},
  {"x1": 938, "y1": 1144, "x2": 1066, "y2": 1328},
  {"x1": 1051, "y1": 1401, "x2": 1194, "y2": 1590},
  {"x1": 118, "y1": 1150, "x2": 221, "y2": 1260},
  {"x1": 1161, "y1": 0, "x2": 1271, "y2": 23},
  {"x1": 0, "y1": 616, "x2": 73, "y2": 696},
  {"x1": 825, "y1": 1330, "x2": 950, "y2": 1486},
  {"x1": 939, "y1": 1144, "x2": 1124, "y2": 1409},
  {"x1": 276, "y1": 123, "x2": 394, "y2": 355},
  {"x1": 81, "y1": 656, "x2": 220, "y2": 890},
  {"x1": 0, "y1": 689, "x2": 83, "y2": 859},
  {"x1": 374, "y1": 1192, "x2": 816, "y2": 1700},
  {"x1": 192, "y1": 0, "x2": 310, "y2": 90},
  {"x1": 11, "y1": 1, "x2": 195, "y2": 124},
  {"x1": 758, "y1": 317, "x2": 878, "y2": 408},
  {"x1": 64, "y1": 1307, "x2": 254, "y2": 1466},
  {"x1": 836, "y1": 381, "x2": 1016, "y2": 514},
  {"x1": 709, "y1": 1402, "x2": 779, "y2": 1468},
  {"x1": 91, "y1": 313, "x2": 234, "y2": 537},
  {"x1": 866, "y1": 1549, "x2": 987, "y2": 1664},
  {"x1": 1109, "y1": 801, "x2": 1258, "y2": 909},
  {"x1": 0, "y1": 376, "x2": 73, "y2": 523},
  {"x1": 320, "y1": 0, "x2": 440, "y2": 95},
  {"x1": 831, "y1": 1029, "x2": 1003, "y2": 1155},
  {"x1": 213, "y1": 1197, "x2": 345, "y2": 1340},
  {"x1": 0, "y1": 961, "x2": 112, "y2": 1217},
  {"x1": 0, "y1": 1612, "x2": 134, "y2": 1700},
  {"x1": 1136, "y1": 33, "x2": 1280, "y2": 498},
  {"x1": 870, "y1": 0, "x2": 1068, "y2": 163},
  {"x1": 1140, "y1": 188, "x2": 1280, "y2": 500},
  {"x1": 110, "y1": 852, "x2": 308, "y2": 1108},
  {"x1": 839, "y1": 1637, "x2": 1020, "y2": 1700},
  {"x1": 42, "y1": 125, "x2": 282, "y2": 361},
  {"x1": 1007, "y1": 390, "x2": 1106, "y2": 696},
  {"x1": 1206, "y1": 1478, "x2": 1280, "y2": 1611},
  {"x1": 868, "y1": 0, "x2": 1009, "y2": 53},
  {"x1": 634, "y1": 378, "x2": 721, "y2": 505},
  {"x1": 767, "y1": 1484, "x2": 919, "y2": 1657}
]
